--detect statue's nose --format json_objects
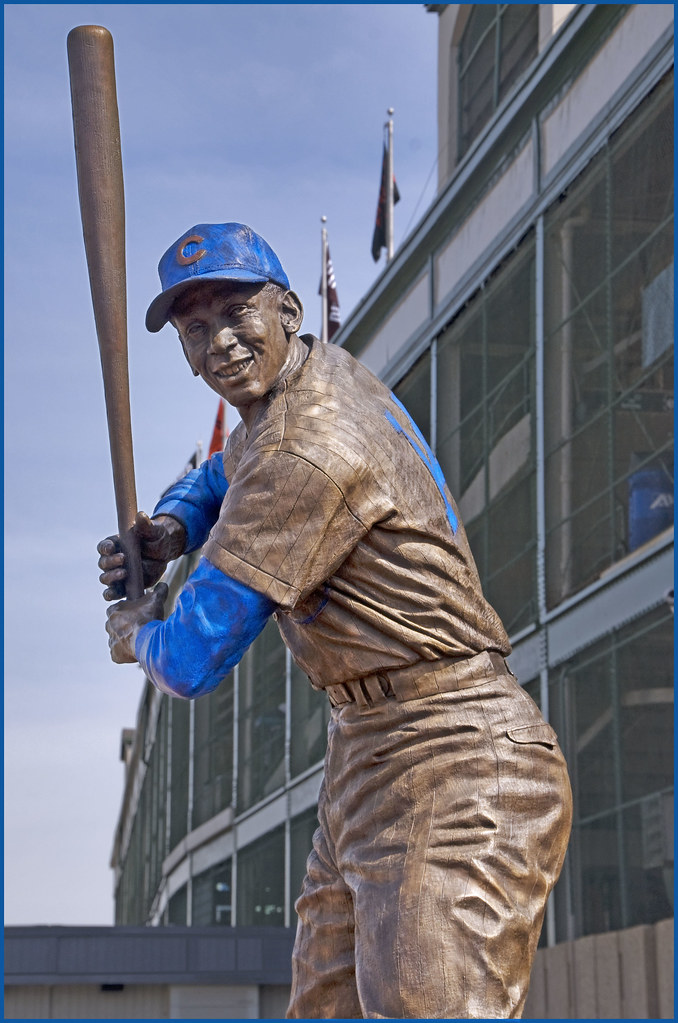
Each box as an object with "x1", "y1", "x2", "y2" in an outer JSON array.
[{"x1": 207, "y1": 327, "x2": 236, "y2": 355}]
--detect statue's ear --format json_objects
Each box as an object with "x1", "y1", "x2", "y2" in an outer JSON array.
[{"x1": 280, "y1": 290, "x2": 304, "y2": 335}]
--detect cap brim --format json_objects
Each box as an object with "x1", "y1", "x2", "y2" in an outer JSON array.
[{"x1": 145, "y1": 268, "x2": 270, "y2": 333}]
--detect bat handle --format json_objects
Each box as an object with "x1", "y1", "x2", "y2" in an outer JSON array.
[{"x1": 120, "y1": 524, "x2": 144, "y2": 601}]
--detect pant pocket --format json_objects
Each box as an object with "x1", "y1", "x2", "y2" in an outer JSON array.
[{"x1": 506, "y1": 722, "x2": 559, "y2": 749}]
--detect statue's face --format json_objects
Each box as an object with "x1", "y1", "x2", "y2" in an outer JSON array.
[{"x1": 172, "y1": 281, "x2": 295, "y2": 411}]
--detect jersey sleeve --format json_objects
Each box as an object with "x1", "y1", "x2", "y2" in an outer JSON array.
[
  {"x1": 152, "y1": 452, "x2": 228, "y2": 551},
  {"x1": 203, "y1": 448, "x2": 369, "y2": 610},
  {"x1": 134, "y1": 555, "x2": 275, "y2": 699}
]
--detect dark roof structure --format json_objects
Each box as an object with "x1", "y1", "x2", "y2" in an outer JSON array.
[{"x1": 4, "y1": 926, "x2": 296, "y2": 987}]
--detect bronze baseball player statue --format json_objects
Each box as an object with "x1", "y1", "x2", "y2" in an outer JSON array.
[{"x1": 99, "y1": 222, "x2": 572, "y2": 1019}]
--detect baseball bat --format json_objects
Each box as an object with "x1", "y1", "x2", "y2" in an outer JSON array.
[{"x1": 67, "y1": 25, "x2": 144, "y2": 600}]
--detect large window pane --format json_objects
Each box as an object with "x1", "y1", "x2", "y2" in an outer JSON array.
[
  {"x1": 237, "y1": 826, "x2": 285, "y2": 927},
  {"x1": 459, "y1": 21, "x2": 496, "y2": 156},
  {"x1": 436, "y1": 235, "x2": 536, "y2": 634},
  {"x1": 610, "y1": 88, "x2": 674, "y2": 275},
  {"x1": 545, "y1": 423, "x2": 614, "y2": 603},
  {"x1": 167, "y1": 884, "x2": 187, "y2": 926},
  {"x1": 577, "y1": 814, "x2": 623, "y2": 936},
  {"x1": 438, "y1": 301, "x2": 484, "y2": 501},
  {"x1": 237, "y1": 619, "x2": 286, "y2": 813},
  {"x1": 486, "y1": 473, "x2": 537, "y2": 633},
  {"x1": 393, "y1": 348, "x2": 431, "y2": 444},
  {"x1": 146, "y1": 700, "x2": 168, "y2": 918},
  {"x1": 193, "y1": 673, "x2": 234, "y2": 829},
  {"x1": 623, "y1": 799, "x2": 673, "y2": 926},
  {"x1": 289, "y1": 808, "x2": 319, "y2": 922},
  {"x1": 458, "y1": 5, "x2": 537, "y2": 158},
  {"x1": 498, "y1": 5, "x2": 539, "y2": 103},
  {"x1": 564, "y1": 639, "x2": 616, "y2": 821},
  {"x1": 169, "y1": 697, "x2": 191, "y2": 850},
  {"x1": 192, "y1": 859, "x2": 232, "y2": 926},
  {"x1": 460, "y1": 2, "x2": 495, "y2": 60},
  {"x1": 114, "y1": 691, "x2": 170, "y2": 925},
  {"x1": 549, "y1": 604, "x2": 673, "y2": 939},
  {"x1": 616, "y1": 607, "x2": 674, "y2": 805},
  {"x1": 290, "y1": 659, "x2": 329, "y2": 779},
  {"x1": 545, "y1": 80, "x2": 673, "y2": 607}
]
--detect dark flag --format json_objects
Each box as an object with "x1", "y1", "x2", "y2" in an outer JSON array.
[
  {"x1": 159, "y1": 450, "x2": 198, "y2": 499},
  {"x1": 208, "y1": 398, "x2": 227, "y2": 456},
  {"x1": 371, "y1": 144, "x2": 400, "y2": 262},
  {"x1": 319, "y1": 244, "x2": 341, "y2": 340}
]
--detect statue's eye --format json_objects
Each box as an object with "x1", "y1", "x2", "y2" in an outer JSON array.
[{"x1": 185, "y1": 321, "x2": 207, "y2": 340}]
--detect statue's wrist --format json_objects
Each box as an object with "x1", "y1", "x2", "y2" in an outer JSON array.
[{"x1": 152, "y1": 514, "x2": 187, "y2": 559}]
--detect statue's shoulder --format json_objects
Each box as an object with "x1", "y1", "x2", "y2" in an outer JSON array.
[
  {"x1": 270, "y1": 340, "x2": 389, "y2": 490},
  {"x1": 295, "y1": 335, "x2": 387, "y2": 403},
  {"x1": 222, "y1": 420, "x2": 248, "y2": 478}
]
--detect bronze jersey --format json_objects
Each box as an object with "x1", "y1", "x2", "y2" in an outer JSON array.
[{"x1": 203, "y1": 336, "x2": 510, "y2": 689}]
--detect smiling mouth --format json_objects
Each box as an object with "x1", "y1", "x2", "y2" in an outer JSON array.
[{"x1": 215, "y1": 356, "x2": 254, "y2": 380}]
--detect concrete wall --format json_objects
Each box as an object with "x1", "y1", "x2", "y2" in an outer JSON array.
[
  {"x1": 359, "y1": 271, "x2": 430, "y2": 376},
  {"x1": 524, "y1": 917, "x2": 674, "y2": 1019},
  {"x1": 3, "y1": 982, "x2": 288, "y2": 1020},
  {"x1": 4, "y1": 983, "x2": 170, "y2": 1019}
]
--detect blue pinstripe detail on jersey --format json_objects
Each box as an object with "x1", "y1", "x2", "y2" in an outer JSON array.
[{"x1": 385, "y1": 401, "x2": 458, "y2": 534}]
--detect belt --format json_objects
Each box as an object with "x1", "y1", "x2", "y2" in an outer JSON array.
[{"x1": 324, "y1": 650, "x2": 510, "y2": 708}]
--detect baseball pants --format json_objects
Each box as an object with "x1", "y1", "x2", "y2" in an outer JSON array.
[{"x1": 286, "y1": 652, "x2": 572, "y2": 1019}]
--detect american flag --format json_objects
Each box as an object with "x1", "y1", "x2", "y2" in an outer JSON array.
[
  {"x1": 319, "y1": 244, "x2": 341, "y2": 340},
  {"x1": 325, "y1": 246, "x2": 341, "y2": 340}
]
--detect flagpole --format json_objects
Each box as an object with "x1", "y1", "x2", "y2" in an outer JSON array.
[
  {"x1": 321, "y1": 215, "x2": 328, "y2": 342},
  {"x1": 386, "y1": 108, "x2": 394, "y2": 261}
]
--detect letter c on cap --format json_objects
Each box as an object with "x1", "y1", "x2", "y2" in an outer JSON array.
[{"x1": 176, "y1": 235, "x2": 206, "y2": 266}]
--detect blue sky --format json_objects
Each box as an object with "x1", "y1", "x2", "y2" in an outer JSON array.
[{"x1": 4, "y1": 3, "x2": 438, "y2": 924}]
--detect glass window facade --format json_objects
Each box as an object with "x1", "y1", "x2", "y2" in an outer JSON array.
[
  {"x1": 115, "y1": 690, "x2": 168, "y2": 926},
  {"x1": 193, "y1": 859, "x2": 233, "y2": 926},
  {"x1": 193, "y1": 671, "x2": 234, "y2": 829},
  {"x1": 290, "y1": 658, "x2": 330, "y2": 779},
  {"x1": 544, "y1": 82, "x2": 673, "y2": 607},
  {"x1": 458, "y1": 4, "x2": 538, "y2": 158},
  {"x1": 393, "y1": 349, "x2": 432, "y2": 445},
  {"x1": 389, "y1": 74, "x2": 673, "y2": 946},
  {"x1": 437, "y1": 236, "x2": 537, "y2": 634},
  {"x1": 237, "y1": 827, "x2": 286, "y2": 927},
  {"x1": 289, "y1": 807, "x2": 320, "y2": 921},
  {"x1": 550, "y1": 605, "x2": 674, "y2": 940},
  {"x1": 169, "y1": 697, "x2": 190, "y2": 852},
  {"x1": 167, "y1": 883, "x2": 187, "y2": 925},
  {"x1": 237, "y1": 619, "x2": 287, "y2": 812}
]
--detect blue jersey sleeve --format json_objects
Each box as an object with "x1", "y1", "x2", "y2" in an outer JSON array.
[
  {"x1": 135, "y1": 556, "x2": 276, "y2": 699},
  {"x1": 152, "y1": 453, "x2": 228, "y2": 551}
]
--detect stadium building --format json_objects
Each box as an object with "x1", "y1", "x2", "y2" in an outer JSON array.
[{"x1": 16, "y1": 6, "x2": 668, "y2": 1019}]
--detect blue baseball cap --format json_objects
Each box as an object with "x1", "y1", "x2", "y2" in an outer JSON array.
[{"x1": 145, "y1": 222, "x2": 290, "y2": 332}]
